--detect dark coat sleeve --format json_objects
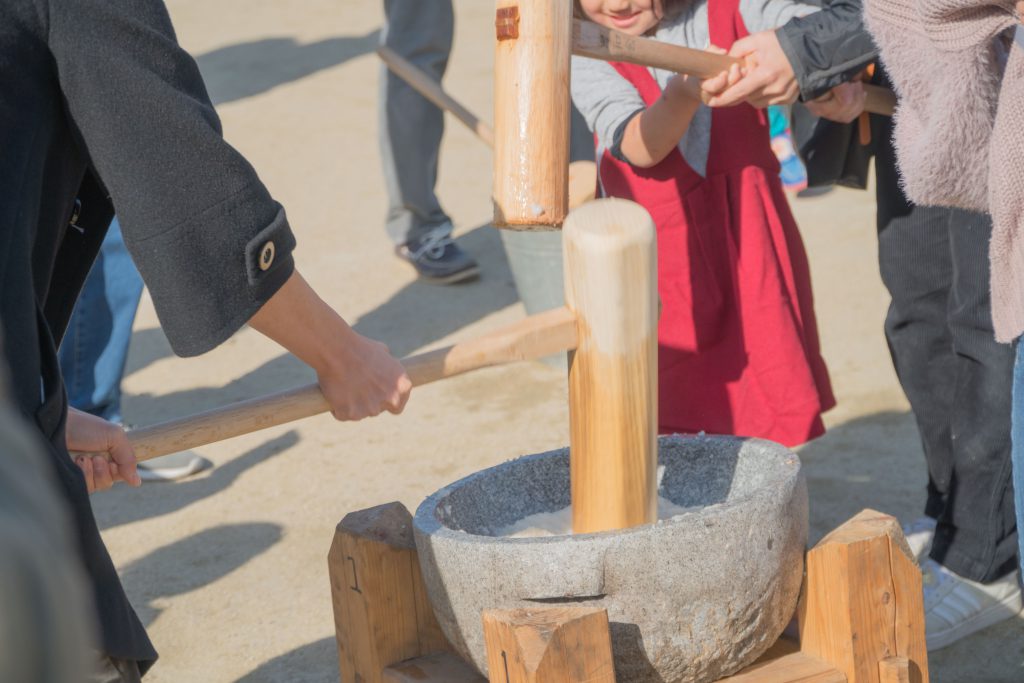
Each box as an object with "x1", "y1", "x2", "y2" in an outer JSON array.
[
  {"x1": 776, "y1": 0, "x2": 879, "y2": 100},
  {"x1": 44, "y1": 0, "x2": 296, "y2": 357}
]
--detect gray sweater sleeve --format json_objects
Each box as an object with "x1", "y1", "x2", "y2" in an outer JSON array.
[
  {"x1": 45, "y1": 0, "x2": 296, "y2": 357},
  {"x1": 737, "y1": 0, "x2": 815, "y2": 34},
  {"x1": 740, "y1": 0, "x2": 819, "y2": 33},
  {"x1": 570, "y1": 56, "x2": 646, "y2": 158}
]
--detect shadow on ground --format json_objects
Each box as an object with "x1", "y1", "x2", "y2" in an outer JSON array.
[
  {"x1": 197, "y1": 31, "x2": 380, "y2": 106},
  {"x1": 123, "y1": 326, "x2": 174, "y2": 380},
  {"x1": 122, "y1": 225, "x2": 517, "y2": 425},
  {"x1": 235, "y1": 637, "x2": 337, "y2": 683},
  {"x1": 349, "y1": 222, "x2": 517, "y2": 358},
  {"x1": 121, "y1": 522, "x2": 283, "y2": 628},
  {"x1": 799, "y1": 409, "x2": 927, "y2": 542},
  {"x1": 93, "y1": 432, "x2": 298, "y2": 531}
]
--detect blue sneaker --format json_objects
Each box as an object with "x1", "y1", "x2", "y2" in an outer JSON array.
[{"x1": 396, "y1": 226, "x2": 480, "y2": 284}]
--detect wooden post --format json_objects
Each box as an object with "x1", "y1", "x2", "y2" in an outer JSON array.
[
  {"x1": 563, "y1": 199, "x2": 658, "y2": 533},
  {"x1": 328, "y1": 502, "x2": 449, "y2": 683},
  {"x1": 493, "y1": 0, "x2": 572, "y2": 230},
  {"x1": 798, "y1": 509, "x2": 929, "y2": 683},
  {"x1": 481, "y1": 607, "x2": 616, "y2": 683}
]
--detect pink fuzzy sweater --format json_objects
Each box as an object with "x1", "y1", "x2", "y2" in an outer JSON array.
[{"x1": 864, "y1": 0, "x2": 1024, "y2": 342}]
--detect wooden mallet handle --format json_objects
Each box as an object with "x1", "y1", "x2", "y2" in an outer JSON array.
[
  {"x1": 572, "y1": 19, "x2": 896, "y2": 117},
  {"x1": 90, "y1": 307, "x2": 577, "y2": 463},
  {"x1": 377, "y1": 46, "x2": 495, "y2": 147}
]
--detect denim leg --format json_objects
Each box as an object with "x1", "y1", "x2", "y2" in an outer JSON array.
[
  {"x1": 58, "y1": 219, "x2": 144, "y2": 423},
  {"x1": 1012, "y1": 340, "x2": 1024, "y2": 576},
  {"x1": 379, "y1": 0, "x2": 454, "y2": 246}
]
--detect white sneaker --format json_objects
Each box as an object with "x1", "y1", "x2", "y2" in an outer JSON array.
[
  {"x1": 902, "y1": 516, "x2": 937, "y2": 561},
  {"x1": 137, "y1": 451, "x2": 211, "y2": 482},
  {"x1": 922, "y1": 558, "x2": 1022, "y2": 651}
]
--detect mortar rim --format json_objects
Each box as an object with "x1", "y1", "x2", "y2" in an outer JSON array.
[{"x1": 413, "y1": 434, "x2": 802, "y2": 545}]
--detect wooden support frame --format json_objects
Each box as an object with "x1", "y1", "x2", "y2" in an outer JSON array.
[
  {"x1": 482, "y1": 607, "x2": 616, "y2": 683},
  {"x1": 331, "y1": 508, "x2": 929, "y2": 683},
  {"x1": 328, "y1": 502, "x2": 450, "y2": 683}
]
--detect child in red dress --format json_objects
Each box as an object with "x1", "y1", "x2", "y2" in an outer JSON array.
[{"x1": 572, "y1": 0, "x2": 834, "y2": 447}]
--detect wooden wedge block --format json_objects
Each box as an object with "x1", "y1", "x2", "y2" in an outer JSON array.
[
  {"x1": 798, "y1": 509, "x2": 929, "y2": 683},
  {"x1": 328, "y1": 502, "x2": 449, "y2": 683},
  {"x1": 482, "y1": 606, "x2": 616, "y2": 683}
]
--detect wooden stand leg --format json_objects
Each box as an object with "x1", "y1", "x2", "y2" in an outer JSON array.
[
  {"x1": 798, "y1": 509, "x2": 929, "y2": 683},
  {"x1": 563, "y1": 198, "x2": 659, "y2": 533},
  {"x1": 482, "y1": 607, "x2": 616, "y2": 683},
  {"x1": 493, "y1": 0, "x2": 572, "y2": 230},
  {"x1": 328, "y1": 502, "x2": 449, "y2": 683}
]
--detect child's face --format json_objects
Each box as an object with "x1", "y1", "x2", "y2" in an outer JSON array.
[{"x1": 578, "y1": 0, "x2": 665, "y2": 36}]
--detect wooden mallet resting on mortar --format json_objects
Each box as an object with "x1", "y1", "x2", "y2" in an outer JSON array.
[{"x1": 376, "y1": 45, "x2": 598, "y2": 211}]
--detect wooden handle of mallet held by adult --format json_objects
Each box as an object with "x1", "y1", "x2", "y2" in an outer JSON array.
[
  {"x1": 564, "y1": 198, "x2": 658, "y2": 533},
  {"x1": 87, "y1": 307, "x2": 577, "y2": 463},
  {"x1": 378, "y1": 43, "x2": 598, "y2": 209},
  {"x1": 377, "y1": 45, "x2": 495, "y2": 147},
  {"x1": 572, "y1": 19, "x2": 896, "y2": 117}
]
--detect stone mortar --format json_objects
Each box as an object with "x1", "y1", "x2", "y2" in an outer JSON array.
[{"x1": 413, "y1": 435, "x2": 808, "y2": 683}]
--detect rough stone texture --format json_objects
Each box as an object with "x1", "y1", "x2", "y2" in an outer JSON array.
[{"x1": 413, "y1": 435, "x2": 808, "y2": 683}]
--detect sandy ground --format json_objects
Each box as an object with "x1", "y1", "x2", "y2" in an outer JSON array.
[{"x1": 90, "y1": 1, "x2": 1024, "y2": 681}]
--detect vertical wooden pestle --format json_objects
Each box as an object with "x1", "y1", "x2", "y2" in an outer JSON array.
[{"x1": 563, "y1": 199, "x2": 659, "y2": 533}]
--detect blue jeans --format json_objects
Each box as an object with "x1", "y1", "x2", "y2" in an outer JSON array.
[
  {"x1": 1013, "y1": 340, "x2": 1024, "y2": 575},
  {"x1": 58, "y1": 218, "x2": 144, "y2": 423}
]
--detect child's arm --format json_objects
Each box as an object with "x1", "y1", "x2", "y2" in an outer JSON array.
[
  {"x1": 619, "y1": 75, "x2": 702, "y2": 168},
  {"x1": 621, "y1": 60, "x2": 741, "y2": 168}
]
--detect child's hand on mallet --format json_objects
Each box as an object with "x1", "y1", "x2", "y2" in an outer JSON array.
[{"x1": 699, "y1": 45, "x2": 744, "y2": 105}]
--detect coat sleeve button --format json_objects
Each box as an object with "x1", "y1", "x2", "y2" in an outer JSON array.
[{"x1": 259, "y1": 241, "x2": 275, "y2": 271}]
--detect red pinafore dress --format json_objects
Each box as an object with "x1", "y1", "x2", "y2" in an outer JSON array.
[{"x1": 597, "y1": 0, "x2": 835, "y2": 447}]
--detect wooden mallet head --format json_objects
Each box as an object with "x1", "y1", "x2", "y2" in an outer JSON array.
[{"x1": 493, "y1": 0, "x2": 574, "y2": 231}]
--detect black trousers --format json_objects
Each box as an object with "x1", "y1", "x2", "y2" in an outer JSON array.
[{"x1": 875, "y1": 118, "x2": 1018, "y2": 582}]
